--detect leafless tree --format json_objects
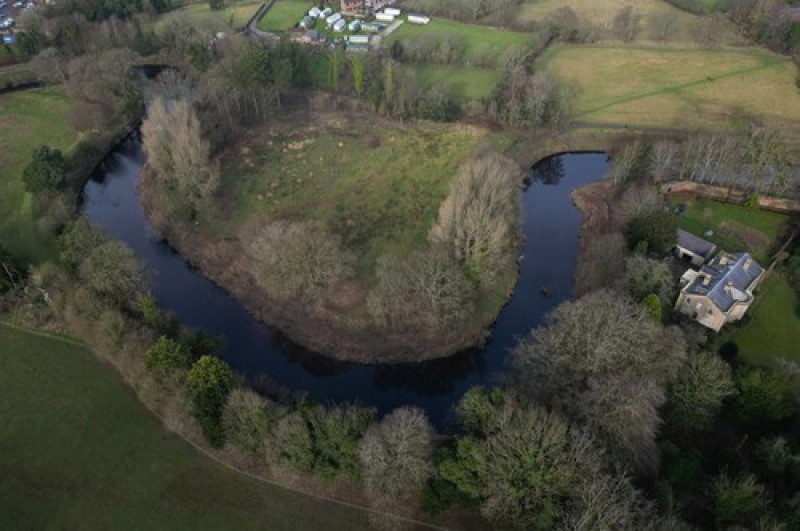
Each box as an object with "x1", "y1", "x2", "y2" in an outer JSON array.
[
  {"x1": 222, "y1": 388, "x2": 276, "y2": 454},
  {"x1": 30, "y1": 48, "x2": 68, "y2": 84},
  {"x1": 648, "y1": 140, "x2": 680, "y2": 182},
  {"x1": 666, "y1": 352, "x2": 737, "y2": 432},
  {"x1": 612, "y1": 6, "x2": 641, "y2": 42},
  {"x1": 575, "y1": 233, "x2": 627, "y2": 297},
  {"x1": 358, "y1": 407, "x2": 435, "y2": 497},
  {"x1": 648, "y1": 11, "x2": 680, "y2": 44},
  {"x1": 430, "y1": 152, "x2": 520, "y2": 285},
  {"x1": 244, "y1": 220, "x2": 354, "y2": 302},
  {"x1": 624, "y1": 255, "x2": 675, "y2": 303},
  {"x1": 510, "y1": 290, "x2": 687, "y2": 472}
]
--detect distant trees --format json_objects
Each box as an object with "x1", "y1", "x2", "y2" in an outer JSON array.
[
  {"x1": 23, "y1": 145, "x2": 67, "y2": 193},
  {"x1": 612, "y1": 6, "x2": 641, "y2": 42},
  {"x1": 489, "y1": 70, "x2": 572, "y2": 128},
  {"x1": 430, "y1": 153, "x2": 520, "y2": 284},
  {"x1": 510, "y1": 290, "x2": 687, "y2": 472}
]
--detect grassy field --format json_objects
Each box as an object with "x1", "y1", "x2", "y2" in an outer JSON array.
[
  {"x1": 219, "y1": 113, "x2": 488, "y2": 275},
  {"x1": 0, "y1": 323, "x2": 373, "y2": 530},
  {"x1": 723, "y1": 274, "x2": 800, "y2": 365},
  {"x1": 540, "y1": 45, "x2": 800, "y2": 130},
  {"x1": 409, "y1": 63, "x2": 502, "y2": 100},
  {"x1": 0, "y1": 88, "x2": 78, "y2": 262},
  {"x1": 674, "y1": 198, "x2": 789, "y2": 264},
  {"x1": 387, "y1": 18, "x2": 530, "y2": 64},
  {"x1": 162, "y1": 0, "x2": 263, "y2": 30},
  {"x1": 257, "y1": 0, "x2": 310, "y2": 32}
]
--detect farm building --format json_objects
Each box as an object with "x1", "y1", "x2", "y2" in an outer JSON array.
[
  {"x1": 308, "y1": 6, "x2": 321, "y2": 17},
  {"x1": 375, "y1": 12, "x2": 395, "y2": 22},
  {"x1": 341, "y1": 0, "x2": 366, "y2": 16},
  {"x1": 333, "y1": 18, "x2": 347, "y2": 32},
  {"x1": 408, "y1": 13, "x2": 430, "y2": 24},
  {"x1": 348, "y1": 19, "x2": 362, "y2": 31}
]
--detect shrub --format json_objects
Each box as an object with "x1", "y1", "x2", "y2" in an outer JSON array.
[
  {"x1": 626, "y1": 212, "x2": 678, "y2": 257},
  {"x1": 23, "y1": 145, "x2": 67, "y2": 193},
  {"x1": 145, "y1": 336, "x2": 190, "y2": 376},
  {"x1": 187, "y1": 355, "x2": 234, "y2": 448}
]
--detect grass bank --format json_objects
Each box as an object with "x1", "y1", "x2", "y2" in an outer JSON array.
[
  {"x1": 539, "y1": 45, "x2": 800, "y2": 130},
  {"x1": 0, "y1": 88, "x2": 79, "y2": 262},
  {"x1": 0, "y1": 323, "x2": 372, "y2": 530},
  {"x1": 722, "y1": 274, "x2": 800, "y2": 365},
  {"x1": 673, "y1": 198, "x2": 789, "y2": 264}
]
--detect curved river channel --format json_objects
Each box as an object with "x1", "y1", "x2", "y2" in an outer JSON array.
[{"x1": 81, "y1": 137, "x2": 608, "y2": 428}]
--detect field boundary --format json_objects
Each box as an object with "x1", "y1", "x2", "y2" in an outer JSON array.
[{"x1": 0, "y1": 320, "x2": 451, "y2": 531}]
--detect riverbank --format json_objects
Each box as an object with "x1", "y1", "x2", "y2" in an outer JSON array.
[{"x1": 137, "y1": 111, "x2": 520, "y2": 363}]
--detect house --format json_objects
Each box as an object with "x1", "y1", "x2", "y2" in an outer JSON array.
[
  {"x1": 408, "y1": 13, "x2": 430, "y2": 25},
  {"x1": 674, "y1": 252, "x2": 765, "y2": 332},
  {"x1": 341, "y1": 0, "x2": 366, "y2": 16},
  {"x1": 332, "y1": 18, "x2": 347, "y2": 32},
  {"x1": 675, "y1": 229, "x2": 717, "y2": 267}
]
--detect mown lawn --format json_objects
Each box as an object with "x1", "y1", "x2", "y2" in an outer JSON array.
[
  {"x1": 0, "y1": 88, "x2": 78, "y2": 262},
  {"x1": 0, "y1": 323, "x2": 372, "y2": 531},
  {"x1": 257, "y1": 0, "x2": 310, "y2": 32},
  {"x1": 723, "y1": 274, "x2": 800, "y2": 365},
  {"x1": 387, "y1": 18, "x2": 530, "y2": 64},
  {"x1": 674, "y1": 198, "x2": 788, "y2": 264},
  {"x1": 220, "y1": 114, "x2": 486, "y2": 275},
  {"x1": 539, "y1": 45, "x2": 800, "y2": 130}
]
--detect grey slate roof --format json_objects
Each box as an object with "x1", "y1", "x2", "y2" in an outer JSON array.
[
  {"x1": 685, "y1": 253, "x2": 764, "y2": 312},
  {"x1": 677, "y1": 229, "x2": 716, "y2": 259}
]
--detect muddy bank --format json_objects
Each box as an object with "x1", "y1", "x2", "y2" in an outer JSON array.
[{"x1": 138, "y1": 169, "x2": 498, "y2": 364}]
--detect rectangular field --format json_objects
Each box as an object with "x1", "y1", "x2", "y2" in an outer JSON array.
[
  {"x1": 540, "y1": 45, "x2": 800, "y2": 130},
  {"x1": 0, "y1": 323, "x2": 372, "y2": 530},
  {"x1": 0, "y1": 88, "x2": 78, "y2": 261},
  {"x1": 257, "y1": 0, "x2": 310, "y2": 32},
  {"x1": 409, "y1": 63, "x2": 502, "y2": 100}
]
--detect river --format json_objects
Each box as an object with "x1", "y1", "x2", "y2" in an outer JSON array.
[{"x1": 81, "y1": 137, "x2": 608, "y2": 428}]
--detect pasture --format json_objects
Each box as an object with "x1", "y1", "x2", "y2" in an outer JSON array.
[
  {"x1": 0, "y1": 323, "x2": 372, "y2": 530},
  {"x1": 163, "y1": 0, "x2": 263, "y2": 30},
  {"x1": 0, "y1": 88, "x2": 78, "y2": 262},
  {"x1": 409, "y1": 63, "x2": 502, "y2": 100},
  {"x1": 540, "y1": 45, "x2": 800, "y2": 130},
  {"x1": 257, "y1": 0, "x2": 310, "y2": 32}
]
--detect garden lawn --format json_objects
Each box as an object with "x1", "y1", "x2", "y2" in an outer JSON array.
[
  {"x1": 0, "y1": 88, "x2": 78, "y2": 262},
  {"x1": 539, "y1": 46, "x2": 800, "y2": 130},
  {"x1": 387, "y1": 17, "x2": 530, "y2": 64},
  {"x1": 724, "y1": 274, "x2": 800, "y2": 365},
  {"x1": 0, "y1": 323, "x2": 372, "y2": 531},
  {"x1": 257, "y1": 0, "x2": 311, "y2": 32},
  {"x1": 218, "y1": 113, "x2": 487, "y2": 276},
  {"x1": 674, "y1": 198, "x2": 788, "y2": 265}
]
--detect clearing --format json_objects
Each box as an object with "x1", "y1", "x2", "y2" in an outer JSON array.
[
  {"x1": 540, "y1": 45, "x2": 800, "y2": 130},
  {"x1": 722, "y1": 274, "x2": 800, "y2": 365},
  {"x1": 0, "y1": 88, "x2": 78, "y2": 262},
  {"x1": 219, "y1": 112, "x2": 492, "y2": 275},
  {"x1": 673, "y1": 198, "x2": 789, "y2": 264},
  {"x1": 0, "y1": 323, "x2": 372, "y2": 530}
]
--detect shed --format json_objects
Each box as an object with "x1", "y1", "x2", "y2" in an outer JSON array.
[
  {"x1": 383, "y1": 7, "x2": 401, "y2": 16},
  {"x1": 408, "y1": 14, "x2": 430, "y2": 24},
  {"x1": 348, "y1": 19, "x2": 362, "y2": 31},
  {"x1": 675, "y1": 229, "x2": 717, "y2": 267},
  {"x1": 308, "y1": 6, "x2": 321, "y2": 17},
  {"x1": 333, "y1": 18, "x2": 347, "y2": 32},
  {"x1": 375, "y1": 12, "x2": 395, "y2": 22}
]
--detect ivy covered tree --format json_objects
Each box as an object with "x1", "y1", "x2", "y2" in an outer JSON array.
[{"x1": 187, "y1": 355, "x2": 234, "y2": 447}]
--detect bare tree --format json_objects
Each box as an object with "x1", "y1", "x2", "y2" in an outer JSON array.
[
  {"x1": 510, "y1": 290, "x2": 687, "y2": 472},
  {"x1": 575, "y1": 232, "x2": 627, "y2": 297},
  {"x1": 430, "y1": 152, "x2": 520, "y2": 285},
  {"x1": 666, "y1": 352, "x2": 737, "y2": 433},
  {"x1": 648, "y1": 140, "x2": 680, "y2": 182},
  {"x1": 612, "y1": 6, "x2": 641, "y2": 42},
  {"x1": 358, "y1": 407, "x2": 435, "y2": 497},
  {"x1": 244, "y1": 220, "x2": 354, "y2": 301},
  {"x1": 222, "y1": 388, "x2": 275, "y2": 454},
  {"x1": 648, "y1": 11, "x2": 679, "y2": 44},
  {"x1": 624, "y1": 255, "x2": 675, "y2": 303}
]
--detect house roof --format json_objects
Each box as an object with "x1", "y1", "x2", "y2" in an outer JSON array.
[
  {"x1": 684, "y1": 252, "x2": 764, "y2": 312},
  {"x1": 677, "y1": 229, "x2": 716, "y2": 258}
]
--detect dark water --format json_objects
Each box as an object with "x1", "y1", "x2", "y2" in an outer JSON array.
[{"x1": 81, "y1": 138, "x2": 608, "y2": 427}]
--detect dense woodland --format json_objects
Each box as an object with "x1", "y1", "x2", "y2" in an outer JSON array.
[{"x1": 1, "y1": 0, "x2": 799, "y2": 529}]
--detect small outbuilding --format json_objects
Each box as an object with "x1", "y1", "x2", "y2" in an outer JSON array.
[
  {"x1": 321, "y1": 7, "x2": 333, "y2": 17},
  {"x1": 327, "y1": 12, "x2": 343, "y2": 25},
  {"x1": 407, "y1": 14, "x2": 430, "y2": 24},
  {"x1": 375, "y1": 12, "x2": 395, "y2": 22},
  {"x1": 332, "y1": 18, "x2": 347, "y2": 32},
  {"x1": 348, "y1": 19, "x2": 362, "y2": 32},
  {"x1": 383, "y1": 7, "x2": 401, "y2": 16},
  {"x1": 675, "y1": 229, "x2": 717, "y2": 267},
  {"x1": 308, "y1": 6, "x2": 321, "y2": 18}
]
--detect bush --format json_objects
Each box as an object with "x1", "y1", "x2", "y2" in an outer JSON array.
[
  {"x1": 187, "y1": 355, "x2": 234, "y2": 448},
  {"x1": 23, "y1": 145, "x2": 67, "y2": 193},
  {"x1": 626, "y1": 212, "x2": 678, "y2": 257},
  {"x1": 145, "y1": 336, "x2": 190, "y2": 377}
]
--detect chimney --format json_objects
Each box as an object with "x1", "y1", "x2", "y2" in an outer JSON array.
[
  {"x1": 719, "y1": 255, "x2": 729, "y2": 266},
  {"x1": 702, "y1": 275, "x2": 711, "y2": 287}
]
